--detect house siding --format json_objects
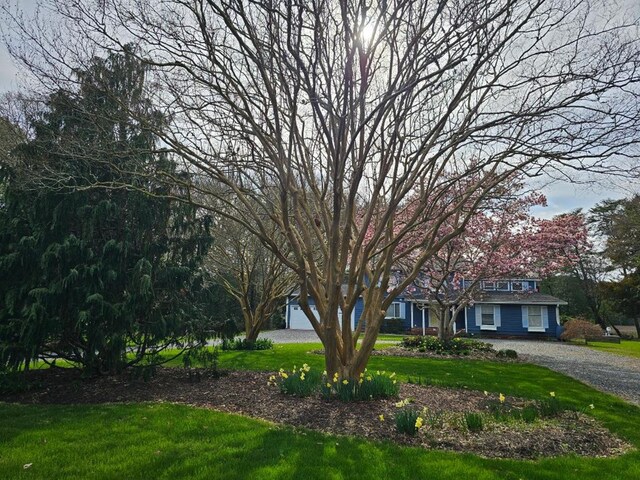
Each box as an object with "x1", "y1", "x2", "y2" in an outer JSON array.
[
  {"x1": 467, "y1": 304, "x2": 559, "y2": 337},
  {"x1": 354, "y1": 298, "x2": 365, "y2": 329}
]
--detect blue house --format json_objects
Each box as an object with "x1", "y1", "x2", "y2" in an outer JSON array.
[{"x1": 285, "y1": 278, "x2": 567, "y2": 339}]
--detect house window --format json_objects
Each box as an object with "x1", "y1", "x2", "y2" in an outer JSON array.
[
  {"x1": 496, "y1": 281, "x2": 509, "y2": 291},
  {"x1": 386, "y1": 303, "x2": 401, "y2": 318},
  {"x1": 511, "y1": 281, "x2": 524, "y2": 291},
  {"x1": 483, "y1": 281, "x2": 496, "y2": 291},
  {"x1": 528, "y1": 306, "x2": 543, "y2": 330},
  {"x1": 481, "y1": 305, "x2": 495, "y2": 327}
]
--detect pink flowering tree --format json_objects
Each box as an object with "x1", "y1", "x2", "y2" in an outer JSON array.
[{"x1": 400, "y1": 184, "x2": 589, "y2": 340}]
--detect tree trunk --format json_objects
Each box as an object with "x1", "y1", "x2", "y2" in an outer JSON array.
[
  {"x1": 437, "y1": 307, "x2": 452, "y2": 341},
  {"x1": 322, "y1": 306, "x2": 384, "y2": 380},
  {"x1": 605, "y1": 319, "x2": 623, "y2": 337},
  {"x1": 634, "y1": 317, "x2": 640, "y2": 339},
  {"x1": 245, "y1": 324, "x2": 261, "y2": 344}
]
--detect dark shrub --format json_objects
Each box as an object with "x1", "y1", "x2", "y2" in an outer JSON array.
[
  {"x1": 221, "y1": 338, "x2": 274, "y2": 351},
  {"x1": 401, "y1": 336, "x2": 494, "y2": 355},
  {"x1": 183, "y1": 346, "x2": 220, "y2": 381},
  {"x1": 496, "y1": 349, "x2": 518, "y2": 359},
  {"x1": 380, "y1": 318, "x2": 405, "y2": 334}
]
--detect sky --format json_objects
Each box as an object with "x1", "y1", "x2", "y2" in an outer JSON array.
[{"x1": 0, "y1": 0, "x2": 637, "y2": 218}]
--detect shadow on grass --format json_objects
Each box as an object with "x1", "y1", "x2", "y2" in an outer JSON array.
[{"x1": 1, "y1": 402, "x2": 639, "y2": 480}]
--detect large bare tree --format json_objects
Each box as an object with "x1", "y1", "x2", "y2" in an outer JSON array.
[{"x1": 3, "y1": 0, "x2": 640, "y2": 378}]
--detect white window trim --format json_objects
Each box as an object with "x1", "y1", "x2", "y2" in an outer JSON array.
[
  {"x1": 479, "y1": 304, "x2": 500, "y2": 331},
  {"x1": 385, "y1": 302, "x2": 401, "y2": 319},
  {"x1": 483, "y1": 281, "x2": 496, "y2": 291},
  {"x1": 522, "y1": 305, "x2": 548, "y2": 332}
]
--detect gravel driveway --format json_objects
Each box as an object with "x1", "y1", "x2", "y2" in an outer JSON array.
[
  {"x1": 258, "y1": 330, "x2": 640, "y2": 405},
  {"x1": 485, "y1": 339, "x2": 640, "y2": 406}
]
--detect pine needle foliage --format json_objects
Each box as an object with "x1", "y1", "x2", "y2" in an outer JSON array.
[{"x1": 0, "y1": 48, "x2": 218, "y2": 375}]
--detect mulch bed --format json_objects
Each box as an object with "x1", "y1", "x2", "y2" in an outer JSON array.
[
  {"x1": 1, "y1": 368, "x2": 631, "y2": 460},
  {"x1": 313, "y1": 346, "x2": 520, "y2": 361},
  {"x1": 373, "y1": 346, "x2": 520, "y2": 361}
]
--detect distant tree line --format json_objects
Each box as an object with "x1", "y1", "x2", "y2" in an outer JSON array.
[{"x1": 541, "y1": 197, "x2": 640, "y2": 338}]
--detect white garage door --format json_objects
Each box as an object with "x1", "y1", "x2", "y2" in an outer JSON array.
[{"x1": 288, "y1": 304, "x2": 346, "y2": 330}]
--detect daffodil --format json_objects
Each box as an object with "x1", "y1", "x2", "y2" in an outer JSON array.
[
  {"x1": 483, "y1": 390, "x2": 488, "y2": 396},
  {"x1": 550, "y1": 391, "x2": 556, "y2": 397},
  {"x1": 342, "y1": 379, "x2": 349, "y2": 385},
  {"x1": 415, "y1": 417, "x2": 424, "y2": 429},
  {"x1": 378, "y1": 414, "x2": 385, "y2": 422},
  {"x1": 589, "y1": 404, "x2": 595, "y2": 410},
  {"x1": 281, "y1": 372, "x2": 288, "y2": 379},
  {"x1": 300, "y1": 373, "x2": 305, "y2": 381},
  {"x1": 326, "y1": 383, "x2": 332, "y2": 388},
  {"x1": 390, "y1": 372, "x2": 396, "y2": 378},
  {"x1": 366, "y1": 376, "x2": 372, "y2": 381},
  {"x1": 322, "y1": 370, "x2": 327, "y2": 376},
  {"x1": 499, "y1": 393, "x2": 505, "y2": 403}
]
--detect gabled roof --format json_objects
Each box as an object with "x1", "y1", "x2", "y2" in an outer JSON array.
[
  {"x1": 404, "y1": 291, "x2": 567, "y2": 305},
  {"x1": 472, "y1": 292, "x2": 567, "y2": 305}
]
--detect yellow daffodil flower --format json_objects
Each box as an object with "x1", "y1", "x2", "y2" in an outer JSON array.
[
  {"x1": 550, "y1": 392, "x2": 556, "y2": 397},
  {"x1": 415, "y1": 417, "x2": 424, "y2": 429},
  {"x1": 499, "y1": 393, "x2": 505, "y2": 403},
  {"x1": 378, "y1": 414, "x2": 384, "y2": 422}
]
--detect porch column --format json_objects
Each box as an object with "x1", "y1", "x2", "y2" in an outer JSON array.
[
  {"x1": 410, "y1": 303, "x2": 414, "y2": 328},
  {"x1": 422, "y1": 307, "x2": 426, "y2": 336}
]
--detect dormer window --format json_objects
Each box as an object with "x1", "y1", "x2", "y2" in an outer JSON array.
[
  {"x1": 483, "y1": 281, "x2": 496, "y2": 291},
  {"x1": 496, "y1": 281, "x2": 509, "y2": 291},
  {"x1": 511, "y1": 281, "x2": 524, "y2": 291}
]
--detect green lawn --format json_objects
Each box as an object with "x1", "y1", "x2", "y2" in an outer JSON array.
[
  {"x1": 2, "y1": 342, "x2": 640, "y2": 479},
  {"x1": 587, "y1": 339, "x2": 640, "y2": 359}
]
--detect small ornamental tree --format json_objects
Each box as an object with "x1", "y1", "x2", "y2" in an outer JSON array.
[
  {"x1": 206, "y1": 203, "x2": 296, "y2": 343},
  {"x1": 372, "y1": 178, "x2": 589, "y2": 340},
  {"x1": 0, "y1": 50, "x2": 216, "y2": 375}
]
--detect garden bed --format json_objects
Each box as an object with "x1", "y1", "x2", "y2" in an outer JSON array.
[
  {"x1": 1, "y1": 368, "x2": 630, "y2": 460},
  {"x1": 312, "y1": 346, "x2": 518, "y2": 361},
  {"x1": 370, "y1": 346, "x2": 519, "y2": 361}
]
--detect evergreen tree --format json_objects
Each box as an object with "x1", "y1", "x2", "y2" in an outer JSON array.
[{"x1": 0, "y1": 49, "x2": 216, "y2": 375}]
